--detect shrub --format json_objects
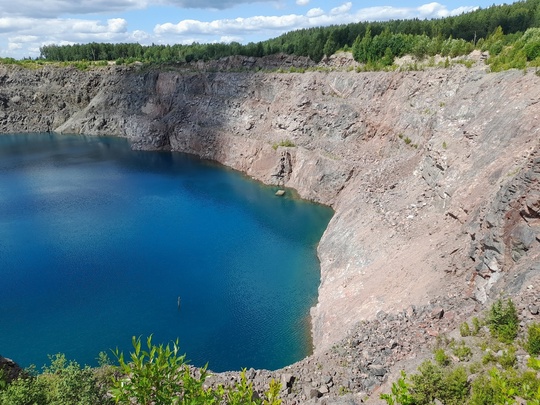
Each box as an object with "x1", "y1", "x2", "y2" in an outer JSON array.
[
  {"x1": 434, "y1": 348, "x2": 451, "y2": 367},
  {"x1": 498, "y1": 347, "x2": 517, "y2": 369},
  {"x1": 487, "y1": 299, "x2": 519, "y2": 343},
  {"x1": 409, "y1": 361, "x2": 469, "y2": 405},
  {"x1": 525, "y1": 322, "x2": 540, "y2": 356},
  {"x1": 472, "y1": 317, "x2": 482, "y2": 336},
  {"x1": 451, "y1": 341, "x2": 472, "y2": 361},
  {"x1": 111, "y1": 335, "x2": 216, "y2": 405},
  {"x1": 482, "y1": 350, "x2": 497, "y2": 365},
  {"x1": 460, "y1": 321, "x2": 470, "y2": 336},
  {"x1": 0, "y1": 376, "x2": 48, "y2": 405},
  {"x1": 409, "y1": 361, "x2": 445, "y2": 404},
  {"x1": 0, "y1": 354, "x2": 108, "y2": 405},
  {"x1": 380, "y1": 371, "x2": 414, "y2": 405},
  {"x1": 442, "y1": 366, "x2": 469, "y2": 405},
  {"x1": 528, "y1": 356, "x2": 540, "y2": 370},
  {"x1": 111, "y1": 336, "x2": 281, "y2": 405}
]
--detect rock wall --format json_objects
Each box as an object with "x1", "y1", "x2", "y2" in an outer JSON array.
[{"x1": 1, "y1": 61, "x2": 539, "y2": 353}]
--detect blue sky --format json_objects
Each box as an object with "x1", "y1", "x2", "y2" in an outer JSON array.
[{"x1": 0, "y1": 0, "x2": 510, "y2": 59}]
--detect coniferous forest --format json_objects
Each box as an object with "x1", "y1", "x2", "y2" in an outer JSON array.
[{"x1": 36, "y1": 0, "x2": 540, "y2": 71}]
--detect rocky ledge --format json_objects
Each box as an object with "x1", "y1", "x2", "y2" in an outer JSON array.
[{"x1": 0, "y1": 56, "x2": 539, "y2": 403}]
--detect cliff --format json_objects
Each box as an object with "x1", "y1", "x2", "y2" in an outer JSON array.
[{"x1": 1, "y1": 60, "x2": 539, "y2": 394}]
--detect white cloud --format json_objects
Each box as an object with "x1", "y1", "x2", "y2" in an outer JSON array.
[
  {"x1": 356, "y1": 3, "x2": 477, "y2": 21},
  {"x1": 0, "y1": 0, "x2": 290, "y2": 18},
  {"x1": 330, "y1": 2, "x2": 352, "y2": 15},
  {"x1": 306, "y1": 8, "x2": 324, "y2": 18},
  {"x1": 219, "y1": 35, "x2": 243, "y2": 43},
  {"x1": 71, "y1": 19, "x2": 127, "y2": 34},
  {"x1": 154, "y1": 14, "x2": 308, "y2": 36},
  {"x1": 131, "y1": 29, "x2": 150, "y2": 41},
  {"x1": 0, "y1": 0, "x2": 149, "y2": 18},
  {"x1": 8, "y1": 35, "x2": 39, "y2": 43},
  {"x1": 0, "y1": 17, "x2": 35, "y2": 33},
  {"x1": 296, "y1": 0, "x2": 310, "y2": 5},
  {"x1": 8, "y1": 42, "x2": 22, "y2": 50},
  {"x1": 0, "y1": 16, "x2": 133, "y2": 58},
  {"x1": 449, "y1": 6, "x2": 477, "y2": 15}
]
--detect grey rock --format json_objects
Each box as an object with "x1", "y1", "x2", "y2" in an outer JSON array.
[
  {"x1": 431, "y1": 307, "x2": 445, "y2": 319},
  {"x1": 305, "y1": 386, "x2": 321, "y2": 399},
  {"x1": 0, "y1": 356, "x2": 24, "y2": 383},
  {"x1": 280, "y1": 373, "x2": 294, "y2": 389},
  {"x1": 368, "y1": 364, "x2": 386, "y2": 377}
]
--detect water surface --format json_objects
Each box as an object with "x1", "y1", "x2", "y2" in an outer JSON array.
[{"x1": 0, "y1": 133, "x2": 333, "y2": 371}]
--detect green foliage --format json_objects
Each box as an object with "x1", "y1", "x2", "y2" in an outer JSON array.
[
  {"x1": 460, "y1": 321, "x2": 471, "y2": 336},
  {"x1": 222, "y1": 370, "x2": 259, "y2": 405},
  {"x1": 97, "y1": 351, "x2": 112, "y2": 367},
  {"x1": 111, "y1": 336, "x2": 281, "y2": 405},
  {"x1": 450, "y1": 341, "x2": 473, "y2": 361},
  {"x1": 0, "y1": 354, "x2": 109, "y2": 405},
  {"x1": 111, "y1": 335, "x2": 216, "y2": 405},
  {"x1": 526, "y1": 322, "x2": 540, "y2": 356},
  {"x1": 469, "y1": 367, "x2": 540, "y2": 405},
  {"x1": 528, "y1": 356, "x2": 540, "y2": 370},
  {"x1": 0, "y1": 376, "x2": 48, "y2": 405},
  {"x1": 1, "y1": 337, "x2": 283, "y2": 405},
  {"x1": 380, "y1": 371, "x2": 415, "y2": 405},
  {"x1": 409, "y1": 361, "x2": 469, "y2": 405},
  {"x1": 472, "y1": 317, "x2": 482, "y2": 336},
  {"x1": 482, "y1": 350, "x2": 497, "y2": 365},
  {"x1": 382, "y1": 299, "x2": 540, "y2": 405},
  {"x1": 272, "y1": 140, "x2": 296, "y2": 150},
  {"x1": 487, "y1": 299, "x2": 519, "y2": 343},
  {"x1": 434, "y1": 348, "x2": 451, "y2": 367},
  {"x1": 498, "y1": 346, "x2": 517, "y2": 369},
  {"x1": 262, "y1": 379, "x2": 282, "y2": 405},
  {"x1": 0, "y1": 370, "x2": 7, "y2": 392},
  {"x1": 486, "y1": 28, "x2": 540, "y2": 71}
]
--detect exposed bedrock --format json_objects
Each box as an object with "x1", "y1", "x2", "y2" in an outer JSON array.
[{"x1": 0, "y1": 62, "x2": 539, "y2": 353}]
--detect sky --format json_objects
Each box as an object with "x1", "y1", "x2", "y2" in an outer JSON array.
[{"x1": 0, "y1": 0, "x2": 511, "y2": 59}]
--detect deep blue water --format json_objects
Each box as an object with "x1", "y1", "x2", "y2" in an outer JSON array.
[{"x1": 0, "y1": 133, "x2": 333, "y2": 372}]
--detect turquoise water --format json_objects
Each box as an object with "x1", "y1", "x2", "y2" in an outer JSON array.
[{"x1": 0, "y1": 133, "x2": 333, "y2": 372}]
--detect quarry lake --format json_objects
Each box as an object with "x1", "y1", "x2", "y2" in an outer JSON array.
[{"x1": 0, "y1": 133, "x2": 333, "y2": 372}]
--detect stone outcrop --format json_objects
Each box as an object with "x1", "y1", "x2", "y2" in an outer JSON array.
[
  {"x1": 0, "y1": 59, "x2": 539, "y2": 401},
  {"x1": 0, "y1": 356, "x2": 24, "y2": 383}
]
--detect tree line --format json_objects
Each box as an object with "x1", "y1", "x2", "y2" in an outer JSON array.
[{"x1": 39, "y1": 0, "x2": 540, "y2": 65}]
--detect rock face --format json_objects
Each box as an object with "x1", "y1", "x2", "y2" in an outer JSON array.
[
  {"x1": 0, "y1": 60, "x2": 539, "y2": 356},
  {"x1": 0, "y1": 356, "x2": 23, "y2": 383}
]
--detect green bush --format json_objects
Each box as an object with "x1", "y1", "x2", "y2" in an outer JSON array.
[
  {"x1": 0, "y1": 354, "x2": 108, "y2": 405},
  {"x1": 434, "y1": 348, "x2": 451, "y2": 367},
  {"x1": 525, "y1": 322, "x2": 540, "y2": 356},
  {"x1": 0, "y1": 376, "x2": 48, "y2": 405},
  {"x1": 498, "y1": 347, "x2": 517, "y2": 369},
  {"x1": 111, "y1": 336, "x2": 282, "y2": 405},
  {"x1": 451, "y1": 341, "x2": 472, "y2": 361},
  {"x1": 460, "y1": 321, "x2": 471, "y2": 337},
  {"x1": 487, "y1": 299, "x2": 519, "y2": 343},
  {"x1": 472, "y1": 317, "x2": 482, "y2": 336},
  {"x1": 111, "y1": 335, "x2": 217, "y2": 405},
  {"x1": 380, "y1": 371, "x2": 415, "y2": 405},
  {"x1": 408, "y1": 361, "x2": 469, "y2": 405}
]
